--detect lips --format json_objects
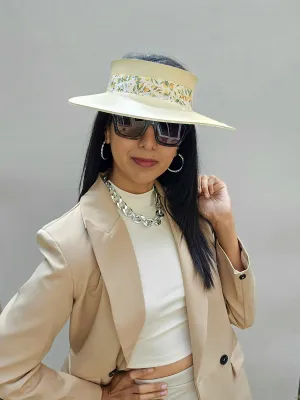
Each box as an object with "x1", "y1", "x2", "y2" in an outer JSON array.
[{"x1": 131, "y1": 157, "x2": 158, "y2": 168}]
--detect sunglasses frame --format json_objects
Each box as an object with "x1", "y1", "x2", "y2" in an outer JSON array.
[{"x1": 111, "y1": 114, "x2": 189, "y2": 147}]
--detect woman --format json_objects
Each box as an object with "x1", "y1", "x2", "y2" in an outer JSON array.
[{"x1": 0, "y1": 53, "x2": 255, "y2": 399}]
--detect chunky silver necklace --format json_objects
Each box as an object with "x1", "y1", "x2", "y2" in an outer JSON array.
[{"x1": 102, "y1": 175, "x2": 164, "y2": 227}]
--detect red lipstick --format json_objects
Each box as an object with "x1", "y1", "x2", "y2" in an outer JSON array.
[{"x1": 131, "y1": 157, "x2": 158, "y2": 168}]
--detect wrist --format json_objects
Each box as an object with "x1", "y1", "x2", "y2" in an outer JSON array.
[{"x1": 211, "y1": 213, "x2": 235, "y2": 231}]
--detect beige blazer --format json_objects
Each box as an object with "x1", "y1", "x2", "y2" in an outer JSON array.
[{"x1": 0, "y1": 175, "x2": 255, "y2": 400}]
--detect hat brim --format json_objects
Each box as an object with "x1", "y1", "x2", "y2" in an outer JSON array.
[{"x1": 68, "y1": 92, "x2": 236, "y2": 131}]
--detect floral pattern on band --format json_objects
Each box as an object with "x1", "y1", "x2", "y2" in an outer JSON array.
[{"x1": 107, "y1": 74, "x2": 193, "y2": 109}]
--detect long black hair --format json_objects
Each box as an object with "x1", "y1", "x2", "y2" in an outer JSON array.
[{"x1": 78, "y1": 52, "x2": 216, "y2": 289}]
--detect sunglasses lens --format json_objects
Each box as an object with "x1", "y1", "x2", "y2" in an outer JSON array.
[
  {"x1": 113, "y1": 115, "x2": 187, "y2": 146},
  {"x1": 115, "y1": 116, "x2": 145, "y2": 138},
  {"x1": 156, "y1": 122, "x2": 184, "y2": 146}
]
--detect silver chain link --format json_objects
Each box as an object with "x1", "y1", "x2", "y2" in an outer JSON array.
[{"x1": 102, "y1": 176, "x2": 165, "y2": 227}]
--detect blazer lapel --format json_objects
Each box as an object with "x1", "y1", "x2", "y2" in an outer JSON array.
[
  {"x1": 80, "y1": 175, "x2": 146, "y2": 365},
  {"x1": 156, "y1": 182, "x2": 208, "y2": 381}
]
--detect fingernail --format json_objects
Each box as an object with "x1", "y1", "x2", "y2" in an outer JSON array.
[
  {"x1": 161, "y1": 390, "x2": 168, "y2": 396},
  {"x1": 161, "y1": 384, "x2": 167, "y2": 389}
]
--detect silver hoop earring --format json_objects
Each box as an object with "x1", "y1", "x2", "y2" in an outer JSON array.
[
  {"x1": 168, "y1": 153, "x2": 184, "y2": 173},
  {"x1": 101, "y1": 141, "x2": 109, "y2": 160}
]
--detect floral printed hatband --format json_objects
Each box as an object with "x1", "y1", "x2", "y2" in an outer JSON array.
[{"x1": 107, "y1": 74, "x2": 193, "y2": 110}]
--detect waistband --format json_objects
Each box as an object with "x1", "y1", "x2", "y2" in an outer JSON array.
[{"x1": 135, "y1": 365, "x2": 194, "y2": 386}]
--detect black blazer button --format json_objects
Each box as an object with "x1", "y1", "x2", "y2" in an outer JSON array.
[
  {"x1": 220, "y1": 354, "x2": 229, "y2": 365},
  {"x1": 239, "y1": 274, "x2": 246, "y2": 280},
  {"x1": 109, "y1": 368, "x2": 118, "y2": 377}
]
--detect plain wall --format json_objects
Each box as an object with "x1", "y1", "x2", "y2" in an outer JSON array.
[{"x1": 0, "y1": 1, "x2": 299, "y2": 399}]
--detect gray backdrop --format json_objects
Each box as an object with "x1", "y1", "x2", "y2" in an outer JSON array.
[{"x1": 1, "y1": 1, "x2": 299, "y2": 399}]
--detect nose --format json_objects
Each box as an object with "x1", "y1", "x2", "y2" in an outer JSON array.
[{"x1": 138, "y1": 124, "x2": 157, "y2": 150}]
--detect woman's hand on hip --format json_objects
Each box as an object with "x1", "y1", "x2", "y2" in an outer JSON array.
[{"x1": 101, "y1": 368, "x2": 168, "y2": 399}]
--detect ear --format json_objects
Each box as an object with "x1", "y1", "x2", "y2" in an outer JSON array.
[{"x1": 105, "y1": 124, "x2": 112, "y2": 144}]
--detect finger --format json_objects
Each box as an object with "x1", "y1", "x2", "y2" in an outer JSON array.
[
  {"x1": 128, "y1": 368, "x2": 155, "y2": 381},
  {"x1": 122, "y1": 385, "x2": 168, "y2": 399},
  {"x1": 201, "y1": 175, "x2": 210, "y2": 198},
  {"x1": 208, "y1": 176, "x2": 216, "y2": 195},
  {"x1": 198, "y1": 175, "x2": 202, "y2": 193},
  {"x1": 134, "y1": 382, "x2": 168, "y2": 395},
  {"x1": 139, "y1": 389, "x2": 168, "y2": 399}
]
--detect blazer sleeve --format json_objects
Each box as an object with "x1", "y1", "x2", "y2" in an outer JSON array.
[
  {"x1": 215, "y1": 236, "x2": 256, "y2": 329},
  {"x1": 0, "y1": 229, "x2": 103, "y2": 400}
]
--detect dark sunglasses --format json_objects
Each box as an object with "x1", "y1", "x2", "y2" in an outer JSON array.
[{"x1": 112, "y1": 114, "x2": 189, "y2": 147}]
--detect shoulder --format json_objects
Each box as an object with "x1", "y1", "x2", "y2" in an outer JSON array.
[
  {"x1": 37, "y1": 202, "x2": 100, "y2": 291},
  {"x1": 40, "y1": 202, "x2": 85, "y2": 245}
]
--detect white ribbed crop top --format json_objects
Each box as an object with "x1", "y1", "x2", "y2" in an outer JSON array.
[{"x1": 109, "y1": 181, "x2": 192, "y2": 368}]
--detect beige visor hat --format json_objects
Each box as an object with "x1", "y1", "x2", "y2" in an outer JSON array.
[{"x1": 68, "y1": 58, "x2": 236, "y2": 131}]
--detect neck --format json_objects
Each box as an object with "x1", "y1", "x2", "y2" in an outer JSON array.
[{"x1": 108, "y1": 168, "x2": 154, "y2": 194}]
